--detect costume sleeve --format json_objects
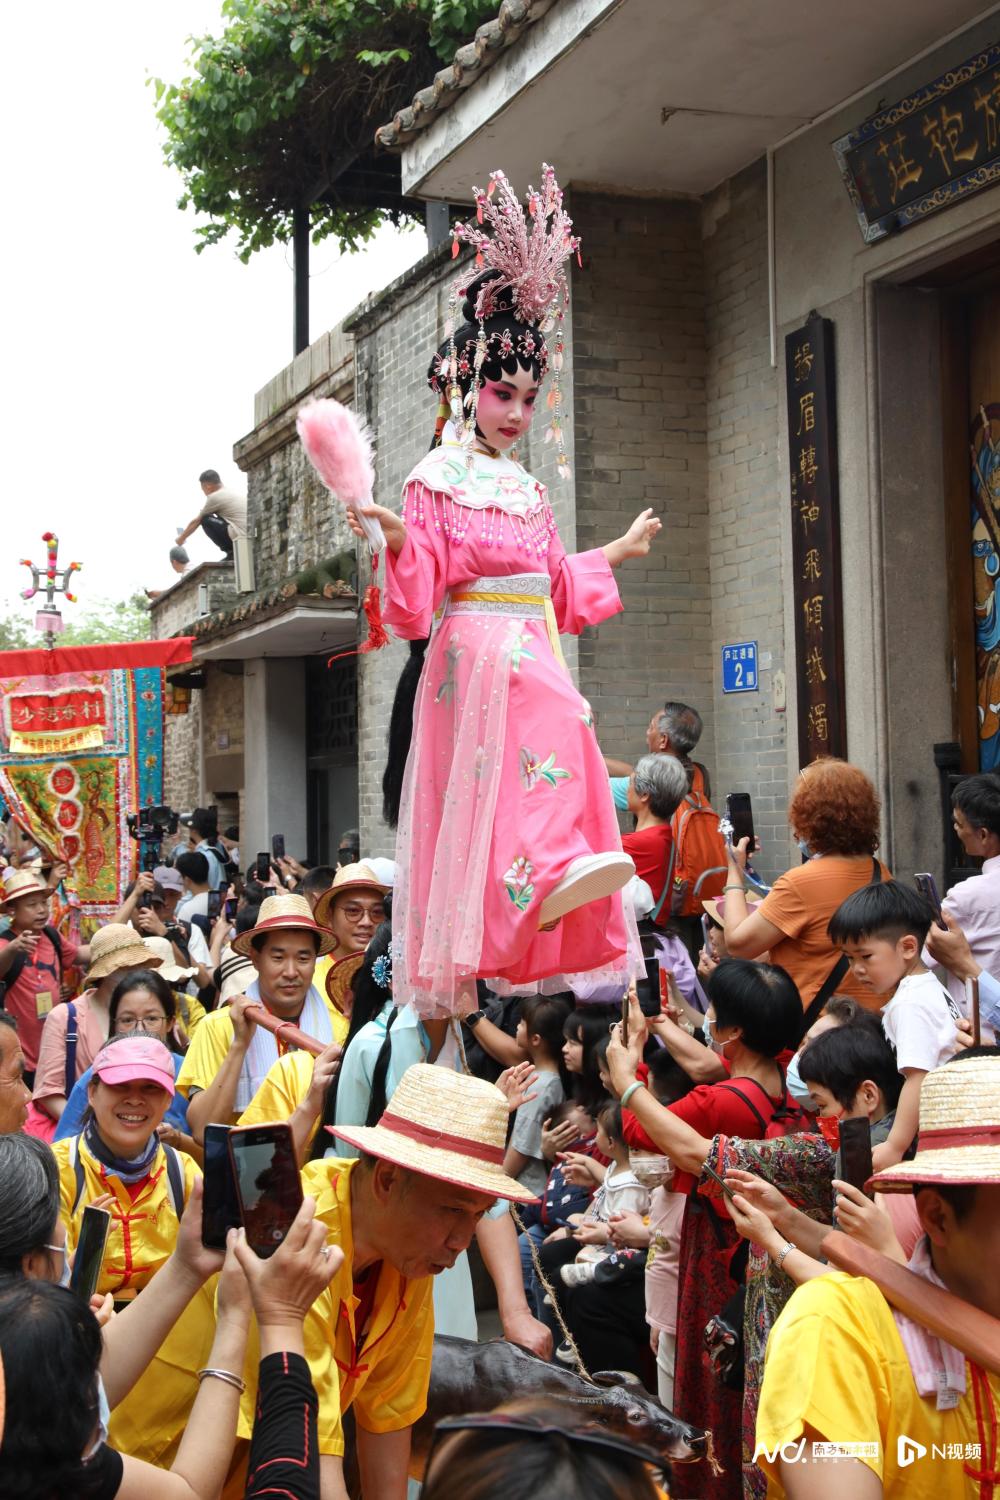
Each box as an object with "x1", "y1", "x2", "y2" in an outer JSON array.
[
  {"x1": 382, "y1": 482, "x2": 453, "y2": 639},
  {"x1": 352, "y1": 1277, "x2": 434, "y2": 1434},
  {"x1": 245, "y1": 1352, "x2": 320, "y2": 1500},
  {"x1": 32, "y1": 1001, "x2": 69, "y2": 1101},
  {"x1": 546, "y1": 517, "x2": 623, "y2": 634},
  {"x1": 755, "y1": 1278, "x2": 888, "y2": 1484},
  {"x1": 176, "y1": 1013, "x2": 232, "y2": 1099}
]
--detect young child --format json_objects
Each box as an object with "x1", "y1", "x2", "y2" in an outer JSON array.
[
  {"x1": 515, "y1": 1099, "x2": 597, "y2": 1304},
  {"x1": 503, "y1": 995, "x2": 569, "y2": 1197},
  {"x1": 560, "y1": 1101, "x2": 650, "y2": 1285},
  {"x1": 828, "y1": 879, "x2": 960, "y2": 1173}
]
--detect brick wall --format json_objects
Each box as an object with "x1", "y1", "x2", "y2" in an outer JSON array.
[
  {"x1": 702, "y1": 160, "x2": 788, "y2": 878},
  {"x1": 162, "y1": 699, "x2": 202, "y2": 815},
  {"x1": 570, "y1": 192, "x2": 714, "y2": 785}
]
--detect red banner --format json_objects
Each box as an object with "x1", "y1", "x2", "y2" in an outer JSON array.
[{"x1": 9, "y1": 688, "x2": 106, "y2": 734}]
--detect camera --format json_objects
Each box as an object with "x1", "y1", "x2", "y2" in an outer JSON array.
[{"x1": 127, "y1": 806, "x2": 180, "y2": 872}]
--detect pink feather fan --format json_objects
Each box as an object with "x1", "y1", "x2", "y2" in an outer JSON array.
[{"x1": 296, "y1": 398, "x2": 386, "y2": 552}]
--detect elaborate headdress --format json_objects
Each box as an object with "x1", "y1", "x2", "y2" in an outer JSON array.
[{"x1": 438, "y1": 164, "x2": 581, "y2": 479}]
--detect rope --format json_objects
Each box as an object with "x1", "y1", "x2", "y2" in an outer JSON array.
[{"x1": 450, "y1": 1019, "x2": 595, "y2": 1384}]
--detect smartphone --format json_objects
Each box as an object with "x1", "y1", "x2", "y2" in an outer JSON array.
[
  {"x1": 256, "y1": 851, "x2": 270, "y2": 883},
  {"x1": 725, "y1": 792, "x2": 755, "y2": 852},
  {"x1": 207, "y1": 890, "x2": 222, "y2": 923},
  {"x1": 202, "y1": 1123, "x2": 242, "y2": 1250},
  {"x1": 228, "y1": 1123, "x2": 303, "y2": 1258},
  {"x1": 701, "y1": 1162, "x2": 737, "y2": 1204},
  {"x1": 701, "y1": 913, "x2": 714, "y2": 948},
  {"x1": 634, "y1": 957, "x2": 664, "y2": 1018},
  {"x1": 621, "y1": 989, "x2": 630, "y2": 1047},
  {"x1": 837, "y1": 1116, "x2": 874, "y2": 1198},
  {"x1": 224, "y1": 896, "x2": 238, "y2": 922},
  {"x1": 914, "y1": 872, "x2": 943, "y2": 924},
  {"x1": 69, "y1": 1206, "x2": 111, "y2": 1303},
  {"x1": 271, "y1": 833, "x2": 286, "y2": 864}
]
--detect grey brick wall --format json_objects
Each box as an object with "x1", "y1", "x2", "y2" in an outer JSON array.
[
  {"x1": 703, "y1": 161, "x2": 789, "y2": 879},
  {"x1": 570, "y1": 192, "x2": 715, "y2": 786}
]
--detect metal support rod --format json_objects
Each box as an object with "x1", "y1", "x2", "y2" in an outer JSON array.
[{"x1": 293, "y1": 206, "x2": 310, "y2": 356}]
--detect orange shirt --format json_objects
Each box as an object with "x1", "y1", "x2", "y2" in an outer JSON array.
[{"x1": 758, "y1": 855, "x2": 891, "y2": 1011}]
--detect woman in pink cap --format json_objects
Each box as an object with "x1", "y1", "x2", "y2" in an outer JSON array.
[{"x1": 52, "y1": 1034, "x2": 199, "y2": 1306}]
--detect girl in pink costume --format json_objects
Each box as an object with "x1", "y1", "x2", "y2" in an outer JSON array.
[{"x1": 347, "y1": 168, "x2": 661, "y2": 1018}]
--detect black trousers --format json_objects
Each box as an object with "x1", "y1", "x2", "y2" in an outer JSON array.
[
  {"x1": 560, "y1": 1270, "x2": 652, "y2": 1383},
  {"x1": 200, "y1": 513, "x2": 234, "y2": 557}
]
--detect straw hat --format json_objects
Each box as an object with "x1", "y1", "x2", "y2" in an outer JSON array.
[
  {"x1": 870, "y1": 1055, "x2": 1000, "y2": 1192},
  {"x1": 326, "y1": 951, "x2": 365, "y2": 1014},
  {"x1": 314, "y1": 863, "x2": 390, "y2": 930},
  {"x1": 86, "y1": 924, "x2": 164, "y2": 984},
  {"x1": 217, "y1": 948, "x2": 255, "y2": 1004},
  {"x1": 329, "y1": 1062, "x2": 539, "y2": 1203},
  {"x1": 703, "y1": 894, "x2": 761, "y2": 922},
  {"x1": 232, "y1": 893, "x2": 335, "y2": 959},
  {"x1": 1, "y1": 870, "x2": 50, "y2": 907},
  {"x1": 142, "y1": 936, "x2": 197, "y2": 984}
]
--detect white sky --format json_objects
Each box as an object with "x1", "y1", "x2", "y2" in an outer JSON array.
[{"x1": 1, "y1": 1, "x2": 424, "y2": 625}]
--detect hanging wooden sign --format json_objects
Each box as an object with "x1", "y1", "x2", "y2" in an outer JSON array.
[{"x1": 785, "y1": 313, "x2": 847, "y2": 765}]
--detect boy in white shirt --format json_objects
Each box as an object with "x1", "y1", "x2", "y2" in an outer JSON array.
[{"x1": 829, "y1": 879, "x2": 960, "y2": 1174}]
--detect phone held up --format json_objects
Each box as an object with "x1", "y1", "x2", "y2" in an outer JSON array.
[
  {"x1": 228, "y1": 1123, "x2": 303, "y2": 1258},
  {"x1": 69, "y1": 1205, "x2": 112, "y2": 1303},
  {"x1": 701, "y1": 1161, "x2": 737, "y2": 1205},
  {"x1": 837, "y1": 1116, "x2": 874, "y2": 1199},
  {"x1": 914, "y1": 872, "x2": 943, "y2": 925},
  {"x1": 725, "y1": 792, "x2": 755, "y2": 853},
  {"x1": 201, "y1": 1123, "x2": 242, "y2": 1251},
  {"x1": 207, "y1": 890, "x2": 222, "y2": 923},
  {"x1": 256, "y1": 851, "x2": 271, "y2": 884},
  {"x1": 271, "y1": 833, "x2": 286, "y2": 865}
]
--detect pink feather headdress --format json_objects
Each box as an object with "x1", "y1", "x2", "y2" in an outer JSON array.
[{"x1": 445, "y1": 163, "x2": 580, "y2": 479}]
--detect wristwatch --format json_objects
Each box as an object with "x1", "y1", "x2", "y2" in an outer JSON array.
[{"x1": 464, "y1": 1011, "x2": 487, "y2": 1029}]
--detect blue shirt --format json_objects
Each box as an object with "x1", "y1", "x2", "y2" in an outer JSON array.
[
  {"x1": 977, "y1": 969, "x2": 1000, "y2": 1033},
  {"x1": 54, "y1": 1052, "x2": 189, "y2": 1140},
  {"x1": 610, "y1": 776, "x2": 629, "y2": 811}
]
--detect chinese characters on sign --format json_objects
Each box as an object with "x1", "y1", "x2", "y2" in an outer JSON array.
[
  {"x1": 785, "y1": 314, "x2": 847, "y2": 765},
  {"x1": 721, "y1": 642, "x2": 759, "y2": 695},
  {"x1": 834, "y1": 42, "x2": 1000, "y2": 242},
  {"x1": 4, "y1": 688, "x2": 107, "y2": 756}
]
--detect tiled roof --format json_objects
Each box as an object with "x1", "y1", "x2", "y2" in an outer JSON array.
[{"x1": 375, "y1": 0, "x2": 558, "y2": 151}]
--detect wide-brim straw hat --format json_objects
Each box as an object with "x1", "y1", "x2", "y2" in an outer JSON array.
[
  {"x1": 326, "y1": 951, "x2": 365, "y2": 1014},
  {"x1": 329, "y1": 1062, "x2": 539, "y2": 1204},
  {"x1": 1, "y1": 870, "x2": 50, "y2": 907},
  {"x1": 870, "y1": 1055, "x2": 1000, "y2": 1192},
  {"x1": 142, "y1": 935, "x2": 197, "y2": 984},
  {"x1": 86, "y1": 924, "x2": 164, "y2": 984},
  {"x1": 232, "y1": 893, "x2": 335, "y2": 959},
  {"x1": 314, "y1": 863, "x2": 390, "y2": 930}
]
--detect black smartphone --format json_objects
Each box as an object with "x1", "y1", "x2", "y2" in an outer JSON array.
[
  {"x1": 207, "y1": 890, "x2": 222, "y2": 923},
  {"x1": 224, "y1": 896, "x2": 238, "y2": 922},
  {"x1": 634, "y1": 957, "x2": 664, "y2": 1018},
  {"x1": 202, "y1": 1123, "x2": 242, "y2": 1250},
  {"x1": 228, "y1": 1123, "x2": 303, "y2": 1259},
  {"x1": 69, "y1": 1206, "x2": 111, "y2": 1303},
  {"x1": 914, "y1": 872, "x2": 943, "y2": 924},
  {"x1": 725, "y1": 792, "x2": 755, "y2": 851},
  {"x1": 837, "y1": 1116, "x2": 874, "y2": 1198},
  {"x1": 621, "y1": 990, "x2": 630, "y2": 1048},
  {"x1": 701, "y1": 1162, "x2": 737, "y2": 1204},
  {"x1": 271, "y1": 833, "x2": 286, "y2": 864},
  {"x1": 256, "y1": 851, "x2": 271, "y2": 883}
]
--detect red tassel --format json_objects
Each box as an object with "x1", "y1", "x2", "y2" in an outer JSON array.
[{"x1": 327, "y1": 553, "x2": 391, "y2": 665}]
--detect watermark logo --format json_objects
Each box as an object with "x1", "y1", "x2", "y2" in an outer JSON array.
[
  {"x1": 897, "y1": 1436, "x2": 927, "y2": 1468},
  {"x1": 753, "y1": 1439, "x2": 808, "y2": 1466}
]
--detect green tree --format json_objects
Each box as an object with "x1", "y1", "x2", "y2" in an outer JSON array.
[
  {"x1": 154, "y1": 0, "x2": 497, "y2": 262},
  {"x1": 0, "y1": 612, "x2": 35, "y2": 651},
  {"x1": 0, "y1": 594, "x2": 151, "y2": 650}
]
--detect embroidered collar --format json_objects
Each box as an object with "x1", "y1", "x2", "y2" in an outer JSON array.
[{"x1": 404, "y1": 429, "x2": 548, "y2": 520}]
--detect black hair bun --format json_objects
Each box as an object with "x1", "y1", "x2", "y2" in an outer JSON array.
[{"x1": 460, "y1": 269, "x2": 518, "y2": 325}]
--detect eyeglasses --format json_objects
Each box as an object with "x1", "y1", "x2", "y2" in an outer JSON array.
[
  {"x1": 339, "y1": 903, "x2": 385, "y2": 923},
  {"x1": 116, "y1": 1013, "x2": 169, "y2": 1031}
]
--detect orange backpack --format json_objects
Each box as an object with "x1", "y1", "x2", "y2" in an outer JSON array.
[{"x1": 660, "y1": 790, "x2": 729, "y2": 918}]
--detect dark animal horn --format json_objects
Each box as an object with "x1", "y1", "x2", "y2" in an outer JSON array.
[{"x1": 592, "y1": 1369, "x2": 644, "y2": 1388}]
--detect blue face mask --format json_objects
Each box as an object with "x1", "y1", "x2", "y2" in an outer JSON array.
[
  {"x1": 797, "y1": 838, "x2": 813, "y2": 859},
  {"x1": 701, "y1": 1015, "x2": 727, "y2": 1055},
  {"x1": 785, "y1": 1051, "x2": 815, "y2": 1107}
]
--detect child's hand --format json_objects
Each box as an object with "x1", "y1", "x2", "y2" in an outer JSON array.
[
  {"x1": 573, "y1": 1222, "x2": 609, "y2": 1246},
  {"x1": 557, "y1": 1152, "x2": 602, "y2": 1188}
]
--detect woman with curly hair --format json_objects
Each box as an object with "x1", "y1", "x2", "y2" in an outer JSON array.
[{"x1": 721, "y1": 758, "x2": 891, "y2": 1023}]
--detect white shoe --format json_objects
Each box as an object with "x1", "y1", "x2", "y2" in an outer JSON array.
[
  {"x1": 560, "y1": 1260, "x2": 597, "y2": 1287},
  {"x1": 538, "y1": 853, "x2": 635, "y2": 927}
]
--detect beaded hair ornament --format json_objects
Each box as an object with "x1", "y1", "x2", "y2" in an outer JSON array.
[
  {"x1": 372, "y1": 952, "x2": 392, "y2": 991},
  {"x1": 434, "y1": 164, "x2": 581, "y2": 480}
]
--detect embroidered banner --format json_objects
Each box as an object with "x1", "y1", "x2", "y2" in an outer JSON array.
[{"x1": 0, "y1": 639, "x2": 193, "y2": 920}]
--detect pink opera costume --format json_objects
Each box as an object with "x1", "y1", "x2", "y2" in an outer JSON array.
[{"x1": 382, "y1": 166, "x2": 643, "y2": 1019}]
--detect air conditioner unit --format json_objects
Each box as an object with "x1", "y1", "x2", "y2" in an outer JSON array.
[{"x1": 234, "y1": 536, "x2": 255, "y2": 594}]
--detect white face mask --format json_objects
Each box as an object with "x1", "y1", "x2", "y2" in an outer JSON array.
[
  {"x1": 630, "y1": 1152, "x2": 674, "y2": 1189},
  {"x1": 82, "y1": 1375, "x2": 110, "y2": 1463}
]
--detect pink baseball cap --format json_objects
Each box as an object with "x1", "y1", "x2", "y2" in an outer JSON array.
[{"x1": 91, "y1": 1037, "x2": 176, "y2": 1095}]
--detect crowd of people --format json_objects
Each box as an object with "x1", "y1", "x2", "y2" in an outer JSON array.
[{"x1": 0, "y1": 746, "x2": 997, "y2": 1499}]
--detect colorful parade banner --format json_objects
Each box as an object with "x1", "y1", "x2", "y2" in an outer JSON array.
[{"x1": 0, "y1": 640, "x2": 193, "y2": 920}]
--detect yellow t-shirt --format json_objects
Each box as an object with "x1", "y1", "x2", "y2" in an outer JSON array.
[
  {"x1": 53, "y1": 1134, "x2": 200, "y2": 1300},
  {"x1": 176, "y1": 990, "x2": 345, "y2": 1121},
  {"x1": 236, "y1": 1158, "x2": 434, "y2": 1455},
  {"x1": 239, "y1": 1049, "x2": 315, "y2": 1130},
  {"x1": 756, "y1": 1271, "x2": 1000, "y2": 1497}
]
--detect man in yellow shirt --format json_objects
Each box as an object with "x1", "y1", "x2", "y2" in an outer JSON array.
[
  {"x1": 116, "y1": 1062, "x2": 539, "y2": 1500},
  {"x1": 755, "y1": 1051, "x2": 1000, "y2": 1498},
  {"x1": 178, "y1": 894, "x2": 341, "y2": 1137}
]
